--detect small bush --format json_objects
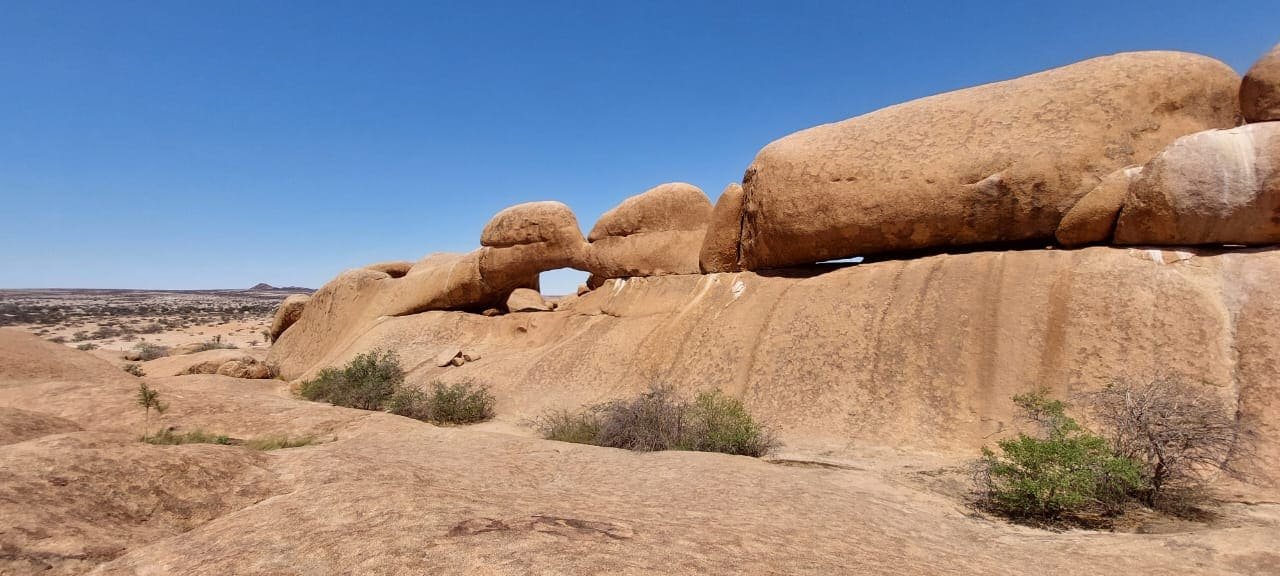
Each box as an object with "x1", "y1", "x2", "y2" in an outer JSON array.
[
  {"x1": 298, "y1": 349, "x2": 404, "y2": 410},
  {"x1": 537, "y1": 408, "x2": 603, "y2": 445},
  {"x1": 193, "y1": 340, "x2": 238, "y2": 352},
  {"x1": 388, "y1": 380, "x2": 496, "y2": 425},
  {"x1": 977, "y1": 389, "x2": 1145, "y2": 519},
  {"x1": 144, "y1": 429, "x2": 232, "y2": 445},
  {"x1": 76, "y1": 342, "x2": 98, "y2": 351},
  {"x1": 684, "y1": 391, "x2": 777, "y2": 457},
  {"x1": 245, "y1": 433, "x2": 319, "y2": 450},
  {"x1": 1082, "y1": 379, "x2": 1241, "y2": 510},
  {"x1": 48, "y1": 336, "x2": 67, "y2": 344},
  {"x1": 535, "y1": 386, "x2": 777, "y2": 457},
  {"x1": 133, "y1": 341, "x2": 170, "y2": 361},
  {"x1": 596, "y1": 385, "x2": 690, "y2": 452},
  {"x1": 123, "y1": 363, "x2": 146, "y2": 377}
]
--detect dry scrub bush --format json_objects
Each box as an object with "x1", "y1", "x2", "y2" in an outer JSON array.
[
  {"x1": 1081, "y1": 379, "x2": 1241, "y2": 510},
  {"x1": 387, "y1": 380, "x2": 495, "y2": 425},
  {"x1": 244, "y1": 433, "x2": 319, "y2": 450},
  {"x1": 144, "y1": 429, "x2": 232, "y2": 445},
  {"x1": 537, "y1": 386, "x2": 777, "y2": 457},
  {"x1": 133, "y1": 341, "x2": 169, "y2": 361}
]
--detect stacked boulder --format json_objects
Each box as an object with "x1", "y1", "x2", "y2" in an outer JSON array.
[
  {"x1": 1115, "y1": 123, "x2": 1280, "y2": 245},
  {"x1": 581, "y1": 182, "x2": 712, "y2": 283},
  {"x1": 269, "y1": 294, "x2": 310, "y2": 342},
  {"x1": 270, "y1": 45, "x2": 1280, "y2": 362},
  {"x1": 699, "y1": 183, "x2": 745, "y2": 273},
  {"x1": 1242, "y1": 42, "x2": 1280, "y2": 123},
  {"x1": 719, "y1": 51, "x2": 1240, "y2": 270}
]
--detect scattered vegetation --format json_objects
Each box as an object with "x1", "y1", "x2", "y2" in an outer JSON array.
[
  {"x1": 135, "y1": 382, "x2": 168, "y2": 438},
  {"x1": 535, "y1": 386, "x2": 777, "y2": 457},
  {"x1": 193, "y1": 335, "x2": 237, "y2": 352},
  {"x1": 143, "y1": 429, "x2": 232, "y2": 445},
  {"x1": 133, "y1": 341, "x2": 170, "y2": 361},
  {"x1": 123, "y1": 363, "x2": 146, "y2": 377},
  {"x1": 975, "y1": 383, "x2": 1243, "y2": 526},
  {"x1": 299, "y1": 349, "x2": 404, "y2": 410},
  {"x1": 387, "y1": 380, "x2": 496, "y2": 425},
  {"x1": 76, "y1": 342, "x2": 98, "y2": 351},
  {"x1": 299, "y1": 350, "x2": 497, "y2": 425}
]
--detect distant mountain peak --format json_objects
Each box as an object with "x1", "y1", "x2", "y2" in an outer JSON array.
[{"x1": 250, "y1": 283, "x2": 276, "y2": 290}]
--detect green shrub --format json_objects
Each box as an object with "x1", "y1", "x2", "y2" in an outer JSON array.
[
  {"x1": 535, "y1": 386, "x2": 777, "y2": 457},
  {"x1": 143, "y1": 429, "x2": 232, "y2": 445},
  {"x1": 123, "y1": 363, "x2": 146, "y2": 377},
  {"x1": 684, "y1": 391, "x2": 777, "y2": 457},
  {"x1": 133, "y1": 341, "x2": 170, "y2": 361},
  {"x1": 977, "y1": 389, "x2": 1145, "y2": 519},
  {"x1": 76, "y1": 342, "x2": 99, "y2": 351},
  {"x1": 388, "y1": 380, "x2": 496, "y2": 425},
  {"x1": 298, "y1": 349, "x2": 403, "y2": 410}
]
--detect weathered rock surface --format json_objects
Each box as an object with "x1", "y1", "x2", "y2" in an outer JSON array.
[
  {"x1": 1056, "y1": 166, "x2": 1141, "y2": 246},
  {"x1": 142, "y1": 348, "x2": 269, "y2": 378},
  {"x1": 582, "y1": 182, "x2": 712, "y2": 278},
  {"x1": 215, "y1": 359, "x2": 272, "y2": 379},
  {"x1": 505, "y1": 287, "x2": 550, "y2": 312},
  {"x1": 699, "y1": 183, "x2": 745, "y2": 272},
  {"x1": 363, "y1": 260, "x2": 413, "y2": 278},
  {"x1": 2, "y1": 329, "x2": 1278, "y2": 574},
  {"x1": 4, "y1": 293, "x2": 1280, "y2": 576},
  {"x1": 1115, "y1": 123, "x2": 1280, "y2": 245},
  {"x1": 1242, "y1": 42, "x2": 1280, "y2": 123},
  {"x1": 268, "y1": 294, "x2": 310, "y2": 342},
  {"x1": 739, "y1": 51, "x2": 1240, "y2": 269},
  {"x1": 269, "y1": 247, "x2": 1280, "y2": 489}
]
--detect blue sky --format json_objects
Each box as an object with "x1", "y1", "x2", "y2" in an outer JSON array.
[{"x1": 1, "y1": 1, "x2": 1276, "y2": 292}]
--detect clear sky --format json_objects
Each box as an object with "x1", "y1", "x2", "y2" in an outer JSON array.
[{"x1": 1, "y1": 1, "x2": 1276, "y2": 293}]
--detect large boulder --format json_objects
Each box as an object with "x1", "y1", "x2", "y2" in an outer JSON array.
[
  {"x1": 268, "y1": 294, "x2": 310, "y2": 342},
  {"x1": 738, "y1": 51, "x2": 1241, "y2": 269},
  {"x1": 1115, "y1": 123, "x2": 1280, "y2": 246},
  {"x1": 481, "y1": 201, "x2": 584, "y2": 248},
  {"x1": 474, "y1": 201, "x2": 587, "y2": 300},
  {"x1": 699, "y1": 183, "x2": 745, "y2": 273},
  {"x1": 1055, "y1": 166, "x2": 1141, "y2": 247},
  {"x1": 1242, "y1": 42, "x2": 1280, "y2": 123},
  {"x1": 505, "y1": 288, "x2": 551, "y2": 312},
  {"x1": 582, "y1": 182, "x2": 712, "y2": 278}
]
